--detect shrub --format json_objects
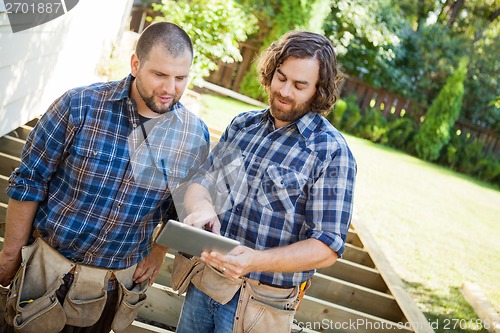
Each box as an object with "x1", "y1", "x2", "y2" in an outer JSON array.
[
  {"x1": 340, "y1": 94, "x2": 362, "y2": 132},
  {"x1": 386, "y1": 116, "x2": 418, "y2": 152},
  {"x1": 327, "y1": 98, "x2": 347, "y2": 128},
  {"x1": 352, "y1": 107, "x2": 389, "y2": 144},
  {"x1": 414, "y1": 57, "x2": 469, "y2": 161}
]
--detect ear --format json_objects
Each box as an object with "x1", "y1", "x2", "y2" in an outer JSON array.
[{"x1": 131, "y1": 53, "x2": 140, "y2": 77}]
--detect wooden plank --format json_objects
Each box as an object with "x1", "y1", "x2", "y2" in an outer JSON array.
[
  {"x1": 318, "y1": 259, "x2": 389, "y2": 293},
  {"x1": 346, "y1": 230, "x2": 363, "y2": 248},
  {"x1": 352, "y1": 219, "x2": 435, "y2": 333},
  {"x1": 119, "y1": 321, "x2": 174, "y2": 333},
  {"x1": 461, "y1": 282, "x2": 500, "y2": 333},
  {"x1": 0, "y1": 136, "x2": 25, "y2": 159},
  {"x1": 8, "y1": 125, "x2": 33, "y2": 141},
  {"x1": 343, "y1": 243, "x2": 375, "y2": 268},
  {"x1": 295, "y1": 295, "x2": 413, "y2": 333},
  {"x1": 0, "y1": 202, "x2": 7, "y2": 225},
  {"x1": 309, "y1": 273, "x2": 405, "y2": 323},
  {"x1": 0, "y1": 152, "x2": 21, "y2": 176},
  {"x1": 0, "y1": 175, "x2": 9, "y2": 204},
  {"x1": 198, "y1": 80, "x2": 267, "y2": 108},
  {"x1": 138, "y1": 283, "x2": 183, "y2": 329}
]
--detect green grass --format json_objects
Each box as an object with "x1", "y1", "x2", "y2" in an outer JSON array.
[{"x1": 195, "y1": 93, "x2": 500, "y2": 333}]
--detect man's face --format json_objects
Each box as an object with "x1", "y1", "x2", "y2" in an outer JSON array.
[
  {"x1": 268, "y1": 56, "x2": 319, "y2": 128},
  {"x1": 131, "y1": 45, "x2": 192, "y2": 114}
]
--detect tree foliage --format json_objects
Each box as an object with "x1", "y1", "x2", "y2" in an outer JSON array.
[
  {"x1": 151, "y1": 0, "x2": 257, "y2": 84},
  {"x1": 414, "y1": 57, "x2": 469, "y2": 161}
]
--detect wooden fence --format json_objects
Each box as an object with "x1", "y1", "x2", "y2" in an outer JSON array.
[{"x1": 341, "y1": 77, "x2": 500, "y2": 157}]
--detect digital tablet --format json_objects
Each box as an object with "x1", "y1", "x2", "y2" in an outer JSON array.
[{"x1": 155, "y1": 219, "x2": 240, "y2": 257}]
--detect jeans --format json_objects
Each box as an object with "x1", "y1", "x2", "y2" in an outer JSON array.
[{"x1": 176, "y1": 283, "x2": 240, "y2": 333}]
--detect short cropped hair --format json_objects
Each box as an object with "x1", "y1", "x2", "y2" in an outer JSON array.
[
  {"x1": 257, "y1": 31, "x2": 343, "y2": 115},
  {"x1": 136, "y1": 22, "x2": 193, "y2": 63}
]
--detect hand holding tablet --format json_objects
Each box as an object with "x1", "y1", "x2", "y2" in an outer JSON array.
[{"x1": 155, "y1": 219, "x2": 240, "y2": 257}]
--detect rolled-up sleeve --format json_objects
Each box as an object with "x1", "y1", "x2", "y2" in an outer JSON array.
[
  {"x1": 305, "y1": 144, "x2": 357, "y2": 257},
  {"x1": 6, "y1": 92, "x2": 73, "y2": 202}
]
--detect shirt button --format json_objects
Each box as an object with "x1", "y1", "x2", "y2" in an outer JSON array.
[
  {"x1": 93, "y1": 150, "x2": 98, "y2": 156},
  {"x1": 133, "y1": 123, "x2": 137, "y2": 128}
]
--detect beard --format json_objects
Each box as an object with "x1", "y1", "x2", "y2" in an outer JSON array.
[
  {"x1": 268, "y1": 92, "x2": 312, "y2": 124},
  {"x1": 135, "y1": 79, "x2": 179, "y2": 114}
]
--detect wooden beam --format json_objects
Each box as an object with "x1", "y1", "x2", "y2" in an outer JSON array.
[
  {"x1": 318, "y1": 259, "x2": 389, "y2": 293},
  {"x1": 0, "y1": 175, "x2": 10, "y2": 204},
  {"x1": 0, "y1": 152, "x2": 21, "y2": 176},
  {"x1": 461, "y1": 282, "x2": 500, "y2": 333},
  {"x1": 7, "y1": 125, "x2": 33, "y2": 141},
  {"x1": 0, "y1": 136, "x2": 25, "y2": 159},
  {"x1": 308, "y1": 273, "x2": 406, "y2": 323},
  {"x1": 346, "y1": 229, "x2": 363, "y2": 248},
  {"x1": 119, "y1": 321, "x2": 174, "y2": 333},
  {"x1": 351, "y1": 219, "x2": 435, "y2": 333},
  {"x1": 0, "y1": 203, "x2": 7, "y2": 226},
  {"x1": 343, "y1": 243, "x2": 375, "y2": 268},
  {"x1": 137, "y1": 283, "x2": 183, "y2": 329},
  {"x1": 295, "y1": 295, "x2": 413, "y2": 333}
]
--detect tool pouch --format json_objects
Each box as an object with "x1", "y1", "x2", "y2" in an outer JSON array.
[
  {"x1": 191, "y1": 264, "x2": 242, "y2": 305},
  {"x1": 110, "y1": 279, "x2": 148, "y2": 332},
  {"x1": 5, "y1": 238, "x2": 74, "y2": 333},
  {"x1": 233, "y1": 279, "x2": 299, "y2": 333},
  {"x1": 170, "y1": 252, "x2": 204, "y2": 295},
  {"x1": 63, "y1": 264, "x2": 108, "y2": 327},
  {"x1": 109, "y1": 264, "x2": 147, "y2": 332}
]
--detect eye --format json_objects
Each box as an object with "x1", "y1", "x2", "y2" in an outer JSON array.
[{"x1": 176, "y1": 76, "x2": 187, "y2": 81}]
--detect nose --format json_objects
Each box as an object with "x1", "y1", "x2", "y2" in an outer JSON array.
[
  {"x1": 162, "y1": 77, "x2": 176, "y2": 95},
  {"x1": 279, "y1": 82, "x2": 292, "y2": 97}
]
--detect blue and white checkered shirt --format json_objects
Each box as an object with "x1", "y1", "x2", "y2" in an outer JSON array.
[
  {"x1": 196, "y1": 109, "x2": 356, "y2": 287},
  {"x1": 6, "y1": 75, "x2": 210, "y2": 269}
]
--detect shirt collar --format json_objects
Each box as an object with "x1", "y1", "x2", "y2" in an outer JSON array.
[
  {"x1": 264, "y1": 109, "x2": 321, "y2": 140},
  {"x1": 111, "y1": 74, "x2": 185, "y2": 123},
  {"x1": 108, "y1": 74, "x2": 134, "y2": 101}
]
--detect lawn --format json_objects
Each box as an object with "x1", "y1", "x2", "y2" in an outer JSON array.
[{"x1": 192, "y1": 91, "x2": 500, "y2": 333}]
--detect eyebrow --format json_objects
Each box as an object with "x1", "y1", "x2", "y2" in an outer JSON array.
[{"x1": 277, "y1": 68, "x2": 310, "y2": 86}]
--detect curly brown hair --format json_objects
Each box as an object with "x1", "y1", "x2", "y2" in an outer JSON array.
[{"x1": 257, "y1": 31, "x2": 343, "y2": 115}]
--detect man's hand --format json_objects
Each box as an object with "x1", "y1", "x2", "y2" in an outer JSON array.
[
  {"x1": 132, "y1": 243, "x2": 169, "y2": 285},
  {"x1": 184, "y1": 200, "x2": 221, "y2": 234},
  {"x1": 0, "y1": 250, "x2": 21, "y2": 286},
  {"x1": 200, "y1": 246, "x2": 257, "y2": 281}
]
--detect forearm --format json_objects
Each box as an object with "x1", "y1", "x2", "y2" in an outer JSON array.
[
  {"x1": 184, "y1": 183, "x2": 213, "y2": 215},
  {"x1": 3, "y1": 198, "x2": 38, "y2": 258},
  {"x1": 251, "y1": 238, "x2": 337, "y2": 273}
]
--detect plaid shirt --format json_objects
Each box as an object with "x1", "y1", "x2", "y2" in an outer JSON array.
[
  {"x1": 196, "y1": 110, "x2": 356, "y2": 287},
  {"x1": 7, "y1": 75, "x2": 210, "y2": 269}
]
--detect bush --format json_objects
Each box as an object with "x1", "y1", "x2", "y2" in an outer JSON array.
[
  {"x1": 352, "y1": 107, "x2": 389, "y2": 144},
  {"x1": 327, "y1": 98, "x2": 347, "y2": 128},
  {"x1": 414, "y1": 57, "x2": 469, "y2": 161},
  {"x1": 340, "y1": 94, "x2": 362, "y2": 132},
  {"x1": 386, "y1": 116, "x2": 418, "y2": 152}
]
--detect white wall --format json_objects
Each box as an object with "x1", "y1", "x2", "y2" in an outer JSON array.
[{"x1": 0, "y1": 0, "x2": 134, "y2": 137}]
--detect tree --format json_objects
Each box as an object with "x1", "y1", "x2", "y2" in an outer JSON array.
[
  {"x1": 414, "y1": 57, "x2": 469, "y2": 161},
  {"x1": 151, "y1": 0, "x2": 257, "y2": 85}
]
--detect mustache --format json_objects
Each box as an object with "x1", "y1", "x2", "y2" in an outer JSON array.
[{"x1": 272, "y1": 93, "x2": 294, "y2": 104}]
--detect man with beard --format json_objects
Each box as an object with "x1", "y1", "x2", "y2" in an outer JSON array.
[
  {"x1": 0, "y1": 22, "x2": 209, "y2": 332},
  {"x1": 175, "y1": 30, "x2": 356, "y2": 333}
]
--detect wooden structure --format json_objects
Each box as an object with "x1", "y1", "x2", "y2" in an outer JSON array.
[{"x1": 0, "y1": 119, "x2": 434, "y2": 333}]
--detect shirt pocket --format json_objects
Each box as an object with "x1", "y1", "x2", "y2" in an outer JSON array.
[
  {"x1": 213, "y1": 154, "x2": 249, "y2": 215},
  {"x1": 256, "y1": 165, "x2": 307, "y2": 213}
]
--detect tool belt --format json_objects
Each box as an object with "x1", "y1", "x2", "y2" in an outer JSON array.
[
  {"x1": 2, "y1": 238, "x2": 148, "y2": 333},
  {"x1": 174, "y1": 259, "x2": 301, "y2": 333}
]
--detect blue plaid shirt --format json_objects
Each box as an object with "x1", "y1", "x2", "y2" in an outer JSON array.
[
  {"x1": 196, "y1": 110, "x2": 356, "y2": 287},
  {"x1": 6, "y1": 75, "x2": 210, "y2": 269}
]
